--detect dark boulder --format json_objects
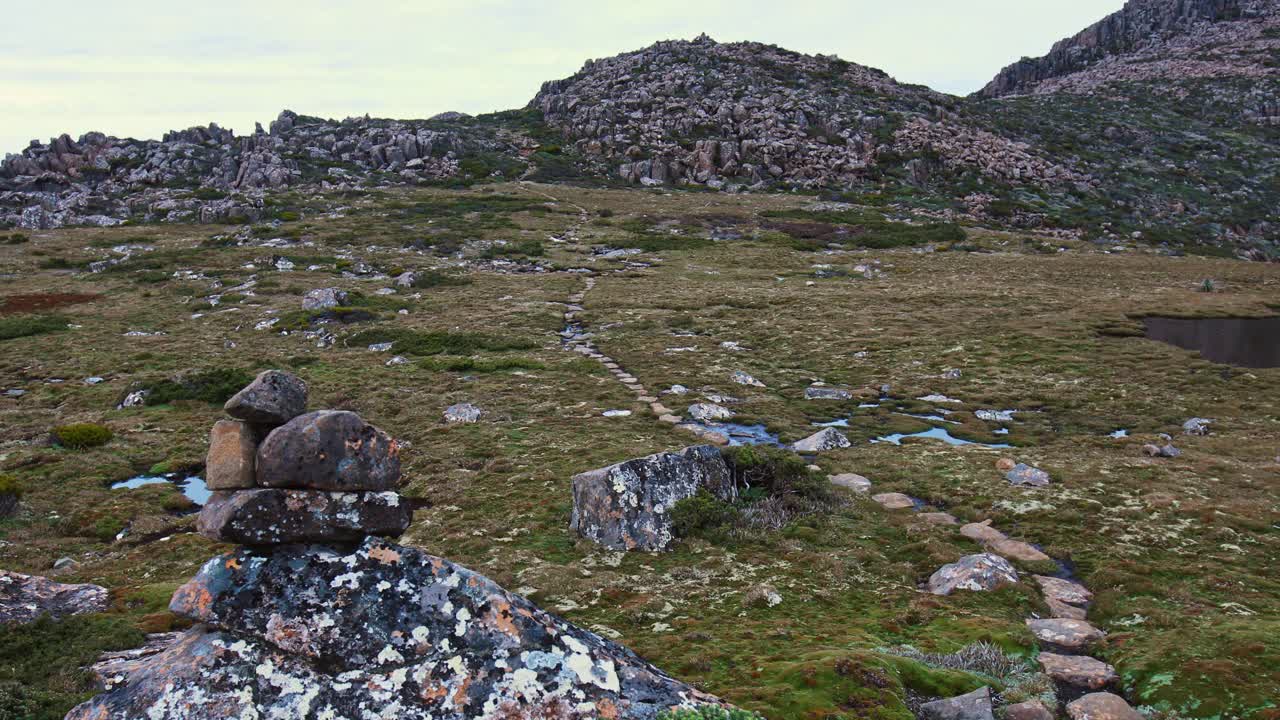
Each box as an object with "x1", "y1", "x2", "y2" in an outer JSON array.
[
  {"x1": 68, "y1": 538, "x2": 725, "y2": 719},
  {"x1": 223, "y1": 370, "x2": 308, "y2": 428},
  {"x1": 197, "y1": 489, "x2": 411, "y2": 545},
  {"x1": 256, "y1": 410, "x2": 400, "y2": 491},
  {"x1": 571, "y1": 445, "x2": 735, "y2": 551}
]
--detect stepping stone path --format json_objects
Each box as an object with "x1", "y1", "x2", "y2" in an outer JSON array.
[
  {"x1": 1026, "y1": 618, "x2": 1105, "y2": 651},
  {"x1": 1038, "y1": 652, "x2": 1119, "y2": 690},
  {"x1": 927, "y1": 553, "x2": 1019, "y2": 595},
  {"x1": 1067, "y1": 693, "x2": 1144, "y2": 720}
]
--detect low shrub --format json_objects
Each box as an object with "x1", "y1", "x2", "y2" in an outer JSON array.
[
  {"x1": 51, "y1": 423, "x2": 113, "y2": 449},
  {"x1": 0, "y1": 315, "x2": 67, "y2": 341},
  {"x1": 670, "y1": 490, "x2": 739, "y2": 539}
]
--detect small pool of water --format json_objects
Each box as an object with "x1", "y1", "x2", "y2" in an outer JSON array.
[
  {"x1": 1110, "y1": 429, "x2": 1129, "y2": 439},
  {"x1": 814, "y1": 417, "x2": 849, "y2": 427},
  {"x1": 111, "y1": 474, "x2": 210, "y2": 505},
  {"x1": 871, "y1": 427, "x2": 1012, "y2": 449},
  {"x1": 1143, "y1": 316, "x2": 1280, "y2": 368},
  {"x1": 898, "y1": 412, "x2": 960, "y2": 425},
  {"x1": 702, "y1": 422, "x2": 782, "y2": 447}
]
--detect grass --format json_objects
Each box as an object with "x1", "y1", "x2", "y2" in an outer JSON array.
[
  {"x1": 143, "y1": 368, "x2": 256, "y2": 406},
  {"x1": 345, "y1": 328, "x2": 539, "y2": 355},
  {"x1": 0, "y1": 314, "x2": 67, "y2": 341}
]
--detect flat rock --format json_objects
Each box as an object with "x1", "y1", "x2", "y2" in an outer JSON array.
[
  {"x1": 918, "y1": 686, "x2": 995, "y2": 720},
  {"x1": 805, "y1": 385, "x2": 853, "y2": 400},
  {"x1": 687, "y1": 402, "x2": 734, "y2": 422},
  {"x1": 205, "y1": 419, "x2": 257, "y2": 490},
  {"x1": 790, "y1": 427, "x2": 851, "y2": 452},
  {"x1": 223, "y1": 370, "x2": 307, "y2": 428},
  {"x1": 570, "y1": 445, "x2": 734, "y2": 552},
  {"x1": 1066, "y1": 693, "x2": 1143, "y2": 720},
  {"x1": 0, "y1": 570, "x2": 109, "y2": 625},
  {"x1": 960, "y1": 520, "x2": 1008, "y2": 544},
  {"x1": 71, "y1": 538, "x2": 723, "y2": 719},
  {"x1": 1038, "y1": 652, "x2": 1118, "y2": 690},
  {"x1": 301, "y1": 287, "x2": 348, "y2": 310},
  {"x1": 197, "y1": 489, "x2": 411, "y2": 545},
  {"x1": 829, "y1": 473, "x2": 871, "y2": 493},
  {"x1": 917, "y1": 512, "x2": 959, "y2": 526},
  {"x1": 1005, "y1": 701, "x2": 1054, "y2": 720},
  {"x1": 1007, "y1": 463, "x2": 1051, "y2": 487},
  {"x1": 987, "y1": 538, "x2": 1051, "y2": 563},
  {"x1": 256, "y1": 410, "x2": 400, "y2": 491},
  {"x1": 1035, "y1": 575, "x2": 1093, "y2": 607},
  {"x1": 927, "y1": 553, "x2": 1019, "y2": 596},
  {"x1": 444, "y1": 402, "x2": 482, "y2": 424},
  {"x1": 1026, "y1": 618, "x2": 1105, "y2": 651},
  {"x1": 677, "y1": 423, "x2": 730, "y2": 445},
  {"x1": 872, "y1": 492, "x2": 916, "y2": 510},
  {"x1": 1046, "y1": 597, "x2": 1088, "y2": 620}
]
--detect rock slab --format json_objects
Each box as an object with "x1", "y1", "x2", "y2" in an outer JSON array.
[
  {"x1": 571, "y1": 445, "x2": 734, "y2": 551},
  {"x1": 1038, "y1": 652, "x2": 1118, "y2": 690},
  {"x1": 205, "y1": 419, "x2": 257, "y2": 490},
  {"x1": 256, "y1": 410, "x2": 401, "y2": 491},
  {"x1": 0, "y1": 570, "x2": 108, "y2": 625},
  {"x1": 918, "y1": 686, "x2": 995, "y2": 720},
  {"x1": 197, "y1": 489, "x2": 411, "y2": 545},
  {"x1": 1066, "y1": 692, "x2": 1144, "y2": 720},
  {"x1": 68, "y1": 538, "x2": 722, "y2": 719},
  {"x1": 1026, "y1": 618, "x2": 1105, "y2": 651},
  {"x1": 223, "y1": 370, "x2": 307, "y2": 428}
]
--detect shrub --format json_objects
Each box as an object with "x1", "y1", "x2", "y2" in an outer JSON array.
[
  {"x1": 0, "y1": 474, "x2": 22, "y2": 498},
  {"x1": 722, "y1": 445, "x2": 831, "y2": 503},
  {"x1": 51, "y1": 423, "x2": 113, "y2": 449},
  {"x1": 145, "y1": 368, "x2": 255, "y2": 405},
  {"x1": 409, "y1": 270, "x2": 472, "y2": 289},
  {"x1": 670, "y1": 490, "x2": 739, "y2": 539},
  {"x1": 0, "y1": 315, "x2": 67, "y2": 341}
]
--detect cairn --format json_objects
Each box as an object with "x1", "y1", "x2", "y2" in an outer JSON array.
[{"x1": 199, "y1": 369, "x2": 411, "y2": 545}]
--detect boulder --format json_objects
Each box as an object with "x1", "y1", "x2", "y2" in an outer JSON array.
[
  {"x1": 1038, "y1": 652, "x2": 1118, "y2": 689},
  {"x1": 918, "y1": 686, "x2": 995, "y2": 720},
  {"x1": 256, "y1": 410, "x2": 400, "y2": 491},
  {"x1": 1182, "y1": 417, "x2": 1212, "y2": 436},
  {"x1": 872, "y1": 492, "x2": 916, "y2": 510},
  {"x1": 1006, "y1": 463, "x2": 1051, "y2": 487},
  {"x1": 1066, "y1": 693, "x2": 1143, "y2": 720},
  {"x1": 205, "y1": 419, "x2": 257, "y2": 490},
  {"x1": 444, "y1": 402, "x2": 482, "y2": 424},
  {"x1": 687, "y1": 402, "x2": 734, "y2": 422},
  {"x1": 197, "y1": 489, "x2": 411, "y2": 545},
  {"x1": 790, "y1": 427, "x2": 851, "y2": 452},
  {"x1": 570, "y1": 445, "x2": 734, "y2": 551},
  {"x1": 0, "y1": 570, "x2": 108, "y2": 624},
  {"x1": 730, "y1": 370, "x2": 765, "y2": 387},
  {"x1": 223, "y1": 370, "x2": 307, "y2": 428},
  {"x1": 301, "y1": 287, "x2": 348, "y2": 310},
  {"x1": 1026, "y1": 618, "x2": 1105, "y2": 651},
  {"x1": 829, "y1": 473, "x2": 871, "y2": 493},
  {"x1": 71, "y1": 538, "x2": 724, "y2": 720},
  {"x1": 927, "y1": 553, "x2": 1019, "y2": 596}
]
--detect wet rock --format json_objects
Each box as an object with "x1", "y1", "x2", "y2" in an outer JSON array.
[
  {"x1": 927, "y1": 553, "x2": 1019, "y2": 596},
  {"x1": 918, "y1": 686, "x2": 995, "y2": 720},
  {"x1": 1066, "y1": 692, "x2": 1143, "y2": 720},
  {"x1": 223, "y1": 370, "x2": 308, "y2": 428},
  {"x1": 570, "y1": 445, "x2": 734, "y2": 551},
  {"x1": 73, "y1": 538, "x2": 723, "y2": 719},
  {"x1": 256, "y1": 410, "x2": 400, "y2": 491},
  {"x1": 960, "y1": 520, "x2": 1008, "y2": 544},
  {"x1": 1006, "y1": 463, "x2": 1051, "y2": 487},
  {"x1": 444, "y1": 402, "x2": 483, "y2": 424},
  {"x1": 1183, "y1": 417, "x2": 1212, "y2": 436},
  {"x1": 0, "y1": 570, "x2": 108, "y2": 624},
  {"x1": 205, "y1": 420, "x2": 257, "y2": 490},
  {"x1": 872, "y1": 492, "x2": 916, "y2": 510},
  {"x1": 197, "y1": 489, "x2": 411, "y2": 545},
  {"x1": 1026, "y1": 618, "x2": 1105, "y2": 651},
  {"x1": 687, "y1": 402, "x2": 734, "y2": 422},
  {"x1": 731, "y1": 370, "x2": 765, "y2": 387},
  {"x1": 790, "y1": 427, "x2": 851, "y2": 452},
  {"x1": 829, "y1": 473, "x2": 871, "y2": 493},
  {"x1": 1005, "y1": 701, "x2": 1054, "y2": 720},
  {"x1": 301, "y1": 287, "x2": 348, "y2": 310},
  {"x1": 987, "y1": 539, "x2": 1051, "y2": 563},
  {"x1": 805, "y1": 384, "x2": 853, "y2": 400},
  {"x1": 1038, "y1": 652, "x2": 1118, "y2": 690}
]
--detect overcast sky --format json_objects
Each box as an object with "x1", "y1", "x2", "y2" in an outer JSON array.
[{"x1": 0, "y1": 1, "x2": 1124, "y2": 155}]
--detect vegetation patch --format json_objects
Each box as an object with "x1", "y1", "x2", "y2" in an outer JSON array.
[
  {"x1": 346, "y1": 328, "x2": 539, "y2": 356},
  {"x1": 0, "y1": 314, "x2": 68, "y2": 341},
  {"x1": 144, "y1": 368, "x2": 257, "y2": 406},
  {"x1": 51, "y1": 423, "x2": 114, "y2": 449},
  {"x1": 761, "y1": 209, "x2": 965, "y2": 249}
]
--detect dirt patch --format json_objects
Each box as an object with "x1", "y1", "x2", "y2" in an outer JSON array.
[{"x1": 0, "y1": 293, "x2": 99, "y2": 315}]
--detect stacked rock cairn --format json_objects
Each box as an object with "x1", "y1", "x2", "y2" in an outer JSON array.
[{"x1": 200, "y1": 369, "x2": 411, "y2": 545}]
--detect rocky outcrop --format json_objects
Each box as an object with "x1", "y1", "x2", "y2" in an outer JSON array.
[
  {"x1": 0, "y1": 570, "x2": 108, "y2": 624},
  {"x1": 981, "y1": 0, "x2": 1271, "y2": 97},
  {"x1": 68, "y1": 539, "x2": 724, "y2": 719},
  {"x1": 570, "y1": 445, "x2": 735, "y2": 551}
]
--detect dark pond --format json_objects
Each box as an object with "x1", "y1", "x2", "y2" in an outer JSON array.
[{"x1": 1143, "y1": 316, "x2": 1280, "y2": 368}]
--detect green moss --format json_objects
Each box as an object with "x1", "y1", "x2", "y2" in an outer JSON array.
[
  {"x1": 51, "y1": 423, "x2": 113, "y2": 449},
  {"x1": 0, "y1": 315, "x2": 68, "y2": 341}
]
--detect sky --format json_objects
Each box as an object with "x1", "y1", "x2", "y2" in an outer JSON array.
[{"x1": 0, "y1": 1, "x2": 1125, "y2": 155}]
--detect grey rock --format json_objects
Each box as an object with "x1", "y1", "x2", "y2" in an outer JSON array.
[
  {"x1": 790, "y1": 427, "x2": 851, "y2": 452},
  {"x1": 828, "y1": 473, "x2": 871, "y2": 493},
  {"x1": 919, "y1": 686, "x2": 995, "y2": 720},
  {"x1": 1038, "y1": 652, "x2": 1118, "y2": 690},
  {"x1": 927, "y1": 553, "x2": 1019, "y2": 596},
  {"x1": 444, "y1": 402, "x2": 483, "y2": 424},
  {"x1": 730, "y1": 370, "x2": 765, "y2": 387},
  {"x1": 1026, "y1": 618, "x2": 1105, "y2": 651},
  {"x1": 1006, "y1": 463, "x2": 1051, "y2": 487},
  {"x1": 1066, "y1": 692, "x2": 1144, "y2": 720},
  {"x1": 1183, "y1": 417, "x2": 1213, "y2": 435},
  {"x1": 688, "y1": 402, "x2": 734, "y2": 422},
  {"x1": 197, "y1": 489, "x2": 411, "y2": 545},
  {"x1": 223, "y1": 370, "x2": 308, "y2": 428},
  {"x1": 0, "y1": 570, "x2": 108, "y2": 625},
  {"x1": 256, "y1": 410, "x2": 400, "y2": 491},
  {"x1": 301, "y1": 287, "x2": 348, "y2": 310},
  {"x1": 805, "y1": 385, "x2": 853, "y2": 400},
  {"x1": 571, "y1": 445, "x2": 735, "y2": 551}
]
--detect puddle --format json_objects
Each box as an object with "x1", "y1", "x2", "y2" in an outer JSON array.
[
  {"x1": 1143, "y1": 316, "x2": 1280, "y2": 368},
  {"x1": 815, "y1": 417, "x2": 849, "y2": 427},
  {"x1": 871, "y1": 427, "x2": 1011, "y2": 449},
  {"x1": 112, "y1": 474, "x2": 210, "y2": 505},
  {"x1": 898, "y1": 412, "x2": 960, "y2": 425},
  {"x1": 1109, "y1": 429, "x2": 1129, "y2": 439},
  {"x1": 702, "y1": 422, "x2": 781, "y2": 447}
]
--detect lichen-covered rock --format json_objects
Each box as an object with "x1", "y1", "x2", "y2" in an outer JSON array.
[
  {"x1": 571, "y1": 445, "x2": 735, "y2": 551},
  {"x1": 68, "y1": 539, "x2": 724, "y2": 719},
  {"x1": 444, "y1": 402, "x2": 483, "y2": 424},
  {"x1": 301, "y1": 287, "x2": 348, "y2": 310},
  {"x1": 927, "y1": 553, "x2": 1019, "y2": 595},
  {"x1": 0, "y1": 570, "x2": 108, "y2": 624},
  {"x1": 1026, "y1": 618, "x2": 1105, "y2": 651},
  {"x1": 687, "y1": 402, "x2": 734, "y2": 422},
  {"x1": 790, "y1": 427, "x2": 851, "y2": 452},
  {"x1": 805, "y1": 385, "x2": 853, "y2": 400},
  {"x1": 1034, "y1": 574, "x2": 1093, "y2": 608},
  {"x1": 256, "y1": 410, "x2": 400, "y2": 491},
  {"x1": 197, "y1": 489, "x2": 411, "y2": 545},
  {"x1": 205, "y1": 419, "x2": 257, "y2": 490},
  {"x1": 1006, "y1": 463, "x2": 1051, "y2": 487},
  {"x1": 223, "y1": 369, "x2": 308, "y2": 428},
  {"x1": 919, "y1": 686, "x2": 995, "y2": 720}
]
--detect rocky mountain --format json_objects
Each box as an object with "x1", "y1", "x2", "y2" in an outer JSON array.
[{"x1": 2, "y1": 3, "x2": 1277, "y2": 258}]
